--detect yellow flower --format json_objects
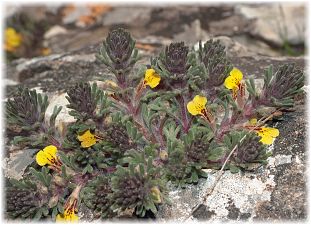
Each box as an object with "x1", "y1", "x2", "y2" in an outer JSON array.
[
  {"x1": 77, "y1": 129, "x2": 97, "y2": 148},
  {"x1": 5, "y1": 28, "x2": 22, "y2": 52},
  {"x1": 56, "y1": 209, "x2": 78, "y2": 222},
  {"x1": 56, "y1": 200, "x2": 78, "y2": 223},
  {"x1": 144, "y1": 69, "x2": 161, "y2": 88},
  {"x1": 187, "y1": 95, "x2": 208, "y2": 116},
  {"x1": 56, "y1": 185, "x2": 81, "y2": 222},
  {"x1": 256, "y1": 127, "x2": 279, "y2": 145},
  {"x1": 224, "y1": 68, "x2": 243, "y2": 89},
  {"x1": 36, "y1": 145, "x2": 61, "y2": 167},
  {"x1": 224, "y1": 68, "x2": 244, "y2": 99}
]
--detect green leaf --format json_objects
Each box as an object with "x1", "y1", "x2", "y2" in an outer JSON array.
[
  {"x1": 50, "y1": 106, "x2": 62, "y2": 127},
  {"x1": 82, "y1": 166, "x2": 88, "y2": 174},
  {"x1": 87, "y1": 164, "x2": 94, "y2": 173},
  {"x1": 61, "y1": 165, "x2": 67, "y2": 178},
  {"x1": 58, "y1": 151, "x2": 71, "y2": 167},
  {"x1": 42, "y1": 207, "x2": 49, "y2": 216},
  {"x1": 33, "y1": 208, "x2": 43, "y2": 220},
  {"x1": 57, "y1": 202, "x2": 64, "y2": 214},
  {"x1": 190, "y1": 171, "x2": 199, "y2": 183},
  {"x1": 229, "y1": 165, "x2": 240, "y2": 174},
  {"x1": 52, "y1": 207, "x2": 58, "y2": 221},
  {"x1": 207, "y1": 147, "x2": 227, "y2": 161}
]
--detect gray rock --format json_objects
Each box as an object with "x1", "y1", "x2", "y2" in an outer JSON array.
[
  {"x1": 45, "y1": 28, "x2": 109, "y2": 54},
  {"x1": 254, "y1": 105, "x2": 307, "y2": 221},
  {"x1": 232, "y1": 35, "x2": 283, "y2": 57},
  {"x1": 44, "y1": 92, "x2": 76, "y2": 137},
  {"x1": 44, "y1": 25, "x2": 68, "y2": 39},
  {"x1": 62, "y1": 6, "x2": 91, "y2": 25},
  {"x1": 5, "y1": 48, "x2": 107, "y2": 96},
  {"x1": 208, "y1": 15, "x2": 249, "y2": 36},
  {"x1": 237, "y1": 4, "x2": 305, "y2": 46},
  {"x1": 102, "y1": 7, "x2": 152, "y2": 26},
  {"x1": 173, "y1": 20, "x2": 210, "y2": 45},
  {"x1": 4, "y1": 148, "x2": 38, "y2": 180},
  {"x1": 157, "y1": 105, "x2": 306, "y2": 221},
  {"x1": 157, "y1": 169, "x2": 276, "y2": 222},
  {"x1": 213, "y1": 36, "x2": 253, "y2": 57}
]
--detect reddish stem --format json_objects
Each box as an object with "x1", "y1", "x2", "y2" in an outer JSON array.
[{"x1": 176, "y1": 95, "x2": 190, "y2": 133}]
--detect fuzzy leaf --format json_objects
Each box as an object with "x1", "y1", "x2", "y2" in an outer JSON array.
[{"x1": 207, "y1": 147, "x2": 226, "y2": 161}]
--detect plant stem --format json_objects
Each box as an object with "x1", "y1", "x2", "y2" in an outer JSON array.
[
  {"x1": 48, "y1": 135, "x2": 61, "y2": 148},
  {"x1": 132, "y1": 118, "x2": 158, "y2": 144},
  {"x1": 176, "y1": 95, "x2": 190, "y2": 133},
  {"x1": 157, "y1": 116, "x2": 167, "y2": 149}
]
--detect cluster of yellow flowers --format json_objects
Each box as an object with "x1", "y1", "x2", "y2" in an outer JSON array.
[
  {"x1": 33, "y1": 66, "x2": 280, "y2": 222},
  {"x1": 35, "y1": 145, "x2": 79, "y2": 222},
  {"x1": 143, "y1": 67, "x2": 279, "y2": 145},
  {"x1": 36, "y1": 130, "x2": 97, "y2": 169},
  {"x1": 35, "y1": 129, "x2": 97, "y2": 222}
]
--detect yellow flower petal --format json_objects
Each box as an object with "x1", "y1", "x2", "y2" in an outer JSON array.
[
  {"x1": 159, "y1": 150, "x2": 168, "y2": 161},
  {"x1": 65, "y1": 207, "x2": 79, "y2": 222},
  {"x1": 256, "y1": 127, "x2": 279, "y2": 145},
  {"x1": 56, "y1": 214, "x2": 66, "y2": 222},
  {"x1": 193, "y1": 95, "x2": 207, "y2": 106},
  {"x1": 187, "y1": 95, "x2": 208, "y2": 116},
  {"x1": 36, "y1": 150, "x2": 49, "y2": 166},
  {"x1": 144, "y1": 69, "x2": 161, "y2": 88},
  {"x1": 68, "y1": 212, "x2": 79, "y2": 222},
  {"x1": 224, "y1": 67, "x2": 243, "y2": 90},
  {"x1": 81, "y1": 138, "x2": 97, "y2": 148},
  {"x1": 230, "y1": 68, "x2": 243, "y2": 81},
  {"x1": 224, "y1": 76, "x2": 236, "y2": 90},
  {"x1": 36, "y1": 145, "x2": 58, "y2": 166},
  {"x1": 77, "y1": 130, "x2": 97, "y2": 148},
  {"x1": 187, "y1": 101, "x2": 199, "y2": 116},
  {"x1": 260, "y1": 127, "x2": 279, "y2": 137},
  {"x1": 77, "y1": 130, "x2": 91, "y2": 142},
  {"x1": 56, "y1": 212, "x2": 78, "y2": 223},
  {"x1": 43, "y1": 145, "x2": 57, "y2": 156},
  {"x1": 259, "y1": 135, "x2": 274, "y2": 145}
]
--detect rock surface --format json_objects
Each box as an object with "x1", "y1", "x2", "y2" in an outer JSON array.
[
  {"x1": 6, "y1": 4, "x2": 305, "y2": 59},
  {"x1": 157, "y1": 104, "x2": 306, "y2": 221},
  {"x1": 237, "y1": 4, "x2": 305, "y2": 46},
  {"x1": 5, "y1": 37, "x2": 304, "y2": 98},
  {"x1": 102, "y1": 7, "x2": 152, "y2": 26}
]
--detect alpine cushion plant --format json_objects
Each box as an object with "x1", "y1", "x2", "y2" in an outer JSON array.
[{"x1": 4, "y1": 28, "x2": 304, "y2": 221}]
